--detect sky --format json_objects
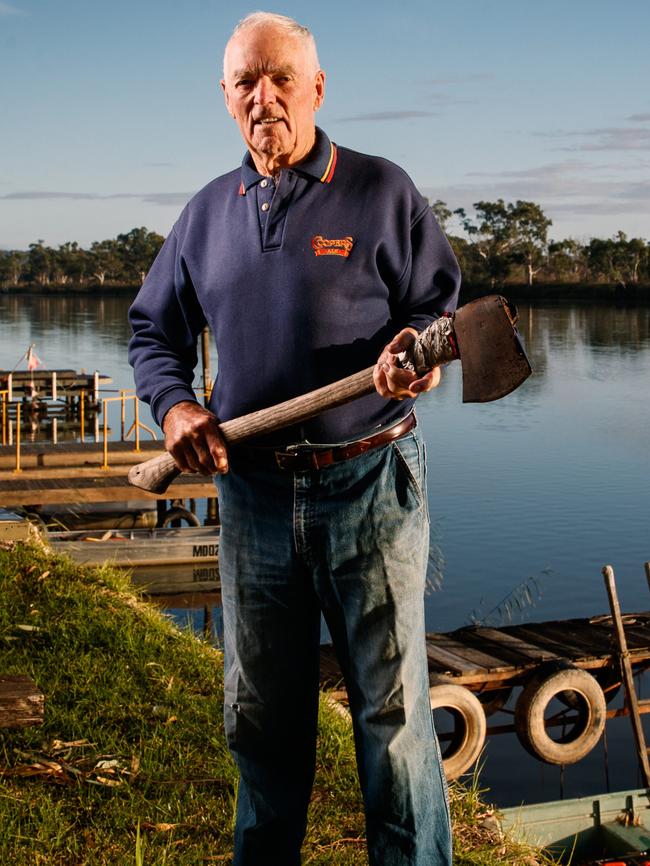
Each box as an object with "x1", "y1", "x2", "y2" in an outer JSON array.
[{"x1": 1, "y1": 0, "x2": 650, "y2": 250}]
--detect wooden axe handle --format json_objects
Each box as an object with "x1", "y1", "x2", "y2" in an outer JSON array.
[{"x1": 128, "y1": 366, "x2": 376, "y2": 494}]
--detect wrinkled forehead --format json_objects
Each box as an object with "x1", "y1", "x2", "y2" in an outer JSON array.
[{"x1": 223, "y1": 25, "x2": 312, "y2": 79}]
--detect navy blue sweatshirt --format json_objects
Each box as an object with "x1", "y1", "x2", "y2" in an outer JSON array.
[{"x1": 128, "y1": 129, "x2": 461, "y2": 444}]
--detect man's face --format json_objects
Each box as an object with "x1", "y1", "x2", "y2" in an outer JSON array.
[{"x1": 221, "y1": 24, "x2": 325, "y2": 173}]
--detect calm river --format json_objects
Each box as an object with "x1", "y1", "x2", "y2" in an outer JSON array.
[{"x1": 1, "y1": 293, "x2": 649, "y2": 806}]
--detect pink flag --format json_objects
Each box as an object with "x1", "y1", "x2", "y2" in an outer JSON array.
[{"x1": 26, "y1": 345, "x2": 42, "y2": 371}]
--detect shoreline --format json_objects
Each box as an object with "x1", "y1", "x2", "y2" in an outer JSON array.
[{"x1": 2, "y1": 281, "x2": 649, "y2": 304}]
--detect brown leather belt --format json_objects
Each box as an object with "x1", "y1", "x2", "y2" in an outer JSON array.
[{"x1": 234, "y1": 413, "x2": 416, "y2": 472}]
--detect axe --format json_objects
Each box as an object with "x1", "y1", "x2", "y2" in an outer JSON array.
[{"x1": 128, "y1": 295, "x2": 531, "y2": 495}]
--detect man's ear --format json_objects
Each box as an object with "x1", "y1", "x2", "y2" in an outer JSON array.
[
  {"x1": 220, "y1": 79, "x2": 234, "y2": 118},
  {"x1": 313, "y1": 70, "x2": 326, "y2": 111}
]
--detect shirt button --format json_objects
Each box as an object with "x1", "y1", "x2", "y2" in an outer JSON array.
[
  {"x1": 261, "y1": 202, "x2": 270, "y2": 212},
  {"x1": 260, "y1": 179, "x2": 268, "y2": 188}
]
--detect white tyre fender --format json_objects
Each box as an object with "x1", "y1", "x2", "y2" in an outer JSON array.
[
  {"x1": 514, "y1": 666, "x2": 606, "y2": 765},
  {"x1": 159, "y1": 506, "x2": 201, "y2": 528},
  {"x1": 429, "y1": 683, "x2": 487, "y2": 779}
]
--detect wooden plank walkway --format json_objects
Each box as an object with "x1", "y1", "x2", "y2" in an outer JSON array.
[
  {"x1": 0, "y1": 472, "x2": 216, "y2": 505},
  {"x1": 319, "y1": 613, "x2": 650, "y2": 692},
  {"x1": 0, "y1": 440, "x2": 161, "y2": 470},
  {"x1": 0, "y1": 441, "x2": 216, "y2": 504}
]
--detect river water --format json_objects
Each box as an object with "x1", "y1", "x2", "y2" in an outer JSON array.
[{"x1": 1, "y1": 293, "x2": 649, "y2": 805}]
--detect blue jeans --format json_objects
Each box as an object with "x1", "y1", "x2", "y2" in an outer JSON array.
[{"x1": 215, "y1": 427, "x2": 451, "y2": 866}]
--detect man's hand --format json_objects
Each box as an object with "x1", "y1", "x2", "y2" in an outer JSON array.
[
  {"x1": 373, "y1": 327, "x2": 441, "y2": 400},
  {"x1": 162, "y1": 401, "x2": 229, "y2": 475}
]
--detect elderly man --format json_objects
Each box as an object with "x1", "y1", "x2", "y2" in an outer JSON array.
[{"x1": 129, "y1": 12, "x2": 460, "y2": 866}]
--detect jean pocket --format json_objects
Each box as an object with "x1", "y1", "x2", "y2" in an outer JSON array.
[{"x1": 391, "y1": 433, "x2": 426, "y2": 512}]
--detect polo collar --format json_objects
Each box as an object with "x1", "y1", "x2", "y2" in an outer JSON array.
[{"x1": 238, "y1": 127, "x2": 337, "y2": 195}]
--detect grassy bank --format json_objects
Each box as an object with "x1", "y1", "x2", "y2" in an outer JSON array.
[{"x1": 0, "y1": 542, "x2": 549, "y2": 865}]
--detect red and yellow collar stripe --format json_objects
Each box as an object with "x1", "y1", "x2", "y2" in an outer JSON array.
[
  {"x1": 320, "y1": 142, "x2": 337, "y2": 183},
  {"x1": 239, "y1": 141, "x2": 337, "y2": 194}
]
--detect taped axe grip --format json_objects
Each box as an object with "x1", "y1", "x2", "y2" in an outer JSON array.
[{"x1": 398, "y1": 314, "x2": 459, "y2": 377}]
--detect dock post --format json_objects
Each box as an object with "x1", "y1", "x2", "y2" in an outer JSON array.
[
  {"x1": 603, "y1": 564, "x2": 650, "y2": 787},
  {"x1": 80, "y1": 389, "x2": 85, "y2": 442},
  {"x1": 207, "y1": 497, "x2": 219, "y2": 526},
  {"x1": 120, "y1": 391, "x2": 126, "y2": 440},
  {"x1": 93, "y1": 371, "x2": 99, "y2": 405},
  {"x1": 1, "y1": 392, "x2": 6, "y2": 446},
  {"x1": 102, "y1": 399, "x2": 109, "y2": 469},
  {"x1": 134, "y1": 400, "x2": 141, "y2": 452},
  {"x1": 52, "y1": 416, "x2": 58, "y2": 445},
  {"x1": 14, "y1": 403, "x2": 22, "y2": 473},
  {"x1": 7, "y1": 373, "x2": 12, "y2": 403},
  {"x1": 51, "y1": 371, "x2": 57, "y2": 401},
  {"x1": 201, "y1": 327, "x2": 212, "y2": 407}
]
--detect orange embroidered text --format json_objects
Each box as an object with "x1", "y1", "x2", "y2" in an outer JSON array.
[{"x1": 311, "y1": 235, "x2": 354, "y2": 258}]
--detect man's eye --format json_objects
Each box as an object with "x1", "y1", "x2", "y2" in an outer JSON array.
[{"x1": 236, "y1": 79, "x2": 253, "y2": 88}]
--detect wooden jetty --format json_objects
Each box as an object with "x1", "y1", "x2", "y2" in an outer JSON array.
[
  {"x1": 0, "y1": 369, "x2": 111, "y2": 400},
  {"x1": 320, "y1": 611, "x2": 650, "y2": 779},
  {"x1": 0, "y1": 440, "x2": 216, "y2": 505}
]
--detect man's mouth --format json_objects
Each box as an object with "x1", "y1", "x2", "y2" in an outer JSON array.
[{"x1": 255, "y1": 117, "x2": 282, "y2": 125}]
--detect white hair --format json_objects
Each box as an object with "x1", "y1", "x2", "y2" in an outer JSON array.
[{"x1": 224, "y1": 11, "x2": 320, "y2": 74}]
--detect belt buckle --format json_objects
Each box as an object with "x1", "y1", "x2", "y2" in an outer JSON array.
[
  {"x1": 274, "y1": 442, "x2": 301, "y2": 470},
  {"x1": 274, "y1": 450, "x2": 292, "y2": 469}
]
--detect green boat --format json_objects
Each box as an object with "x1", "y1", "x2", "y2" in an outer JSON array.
[{"x1": 500, "y1": 788, "x2": 650, "y2": 864}]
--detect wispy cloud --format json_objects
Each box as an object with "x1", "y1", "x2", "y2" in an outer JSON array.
[
  {"x1": 336, "y1": 110, "x2": 437, "y2": 123},
  {"x1": 2, "y1": 191, "x2": 98, "y2": 201},
  {"x1": 144, "y1": 162, "x2": 175, "y2": 168},
  {"x1": 628, "y1": 112, "x2": 650, "y2": 122},
  {"x1": 421, "y1": 158, "x2": 650, "y2": 226},
  {"x1": 0, "y1": 2, "x2": 25, "y2": 15},
  {"x1": 1, "y1": 190, "x2": 194, "y2": 206},
  {"x1": 466, "y1": 160, "x2": 587, "y2": 180},
  {"x1": 536, "y1": 126, "x2": 650, "y2": 151}
]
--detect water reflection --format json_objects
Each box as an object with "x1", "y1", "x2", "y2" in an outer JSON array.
[{"x1": 2, "y1": 292, "x2": 650, "y2": 805}]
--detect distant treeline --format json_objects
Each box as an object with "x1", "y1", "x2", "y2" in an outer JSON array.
[
  {"x1": 1, "y1": 199, "x2": 649, "y2": 295},
  {"x1": 0, "y1": 227, "x2": 164, "y2": 292}
]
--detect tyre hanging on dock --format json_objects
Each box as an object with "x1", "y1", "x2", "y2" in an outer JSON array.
[
  {"x1": 429, "y1": 683, "x2": 487, "y2": 779},
  {"x1": 159, "y1": 506, "x2": 201, "y2": 528},
  {"x1": 514, "y1": 666, "x2": 606, "y2": 765}
]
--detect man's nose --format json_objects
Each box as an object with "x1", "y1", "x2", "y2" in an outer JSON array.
[{"x1": 253, "y1": 76, "x2": 276, "y2": 105}]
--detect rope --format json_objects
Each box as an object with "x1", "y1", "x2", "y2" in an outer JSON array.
[{"x1": 398, "y1": 315, "x2": 458, "y2": 377}]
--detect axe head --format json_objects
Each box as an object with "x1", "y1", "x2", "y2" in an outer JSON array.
[{"x1": 453, "y1": 295, "x2": 532, "y2": 402}]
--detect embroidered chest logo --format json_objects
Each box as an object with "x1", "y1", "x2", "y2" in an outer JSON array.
[{"x1": 311, "y1": 235, "x2": 354, "y2": 258}]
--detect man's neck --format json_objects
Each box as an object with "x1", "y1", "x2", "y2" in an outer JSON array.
[{"x1": 250, "y1": 131, "x2": 317, "y2": 178}]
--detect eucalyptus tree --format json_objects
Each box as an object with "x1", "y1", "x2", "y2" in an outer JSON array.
[
  {"x1": 547, "y1": 239, "x2": 589, "y2": 282},
  {"x1": 89, "y1": 239, "x2": 121, "y2": 286},
  {"x1": 0, "y1": 250, "x2": 27, "y2": 287},
  {"x1": 115, "y1": 227, "x2": 165, "y2": 284},
  {"x1": 509, "y1": 200, "x2": 552, "y2": 286},
  {"x1": 586, "y1": 232, "x2": 648, "y2": 289},
  {"x1": 26, "y1": 241, "x2": 55, "y2": 286},
  {"x1": 454, "y1": 200, "x2": 518, "y2": 288}
]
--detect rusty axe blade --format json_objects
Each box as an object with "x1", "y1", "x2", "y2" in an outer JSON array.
[
  {"x1": 454, "y1": 295, "x2": 531, "y2": 402},
  {"x1": 127, "y1": 294, "x2": 532, "y2": 494}
]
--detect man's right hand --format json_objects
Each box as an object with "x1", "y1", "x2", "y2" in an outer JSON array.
[{"x1": 162, "y1": 401, "x2": 229, "y2": 475}]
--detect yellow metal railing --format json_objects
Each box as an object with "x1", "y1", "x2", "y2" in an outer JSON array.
[
  {"x1": 3, "y1": 389, "x2": 159, "y2": 473},
  {"x1": 101, "y1": 394, "x2": 157, "y2": 470},
  {"x1": 1, "y1": 392, "x2": 23, "y2": 472},
  {"x1": 1, "y1": 390, "x2": 8, "y2": 446}
]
